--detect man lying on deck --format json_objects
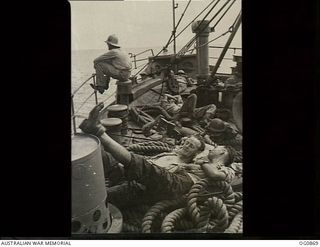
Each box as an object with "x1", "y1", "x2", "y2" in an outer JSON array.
[{"x1": 79, "y1": 103, "x2": 237, "y2": 203}]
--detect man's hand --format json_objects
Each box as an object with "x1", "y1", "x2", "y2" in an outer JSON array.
[{"x1": 79, "y1": 102, "x2": 106, "y2": 136}]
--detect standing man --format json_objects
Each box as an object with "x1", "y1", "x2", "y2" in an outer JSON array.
[{"x1": 91, "y1": 34, "x2": 132, "y2": 94}]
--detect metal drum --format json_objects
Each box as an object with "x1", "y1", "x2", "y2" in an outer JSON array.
[
  {"x1": 116, "y1": 80, "x2": 132, "y2": 105},
  {"x1": 106, "y1": 104, "x2": 129, "y2": 134},
  {"x1": 71, "y1": 133, "x2": 111, "y2": 234},
  {"x1": 100, "y1": 118, "x2": 122, "y2": 143}
]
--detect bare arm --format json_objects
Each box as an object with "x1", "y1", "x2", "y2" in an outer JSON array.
[
  {"x1": 98, "y1": 132, "x2": 132, "y2": 166},
  {"x1": 79, "y1": 102, "x2": 131, "y2": 166},
  {"x1": 201, "y1": 163, "x2": 227, "y2": 180}
]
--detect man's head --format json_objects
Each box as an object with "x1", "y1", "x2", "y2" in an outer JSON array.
[
  {"x1": 105, "y1": 34, "x2": 120, "y2": 49},
  {"x1": 177, "y1": 135, "x2": 205, "y2": 162},
  {"x1": 177, "y1": 70, "x2": 186, "y2": 75},
  {"x1": 207, "y1": 145, "x2": 236, "y2": 166},
  {"x1": 207, "y1": 118, "x2": 226, "y2": 137}
]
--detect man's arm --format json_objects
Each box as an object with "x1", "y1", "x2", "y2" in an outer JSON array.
[
  {"x1": 201, "y1": 163, "x2": 227, "y2": 180},
  {"x1": 79, "y1": 102, "x2": 132, "y2": 166},
  {"x1": 94, "y1": 51, "x2": 117, "y2": 64},
  {"x1": 98, "y1": 133, "x2": 132, "y2": 166}
]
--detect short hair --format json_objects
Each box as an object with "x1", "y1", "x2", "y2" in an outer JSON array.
[{"x1": 192, "y1": 134, "x2": 206, "y2": 152}]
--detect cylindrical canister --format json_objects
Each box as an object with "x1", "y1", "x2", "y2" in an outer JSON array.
[
  {"x1": 106, "y1": 104, "x2": 128, "y2": 134},
  {"x1": 116, "y1": 80, "x2": 132, "y2": 105},
  {"x1": 71, "y1": 133, "x2": 111, "y2": 234},
  {"x1": 100, "y1": 118, "x2": 122, "y2": 143},
  {"x1": 116, "y1": 80, "x2": 132, "y2": 94}
]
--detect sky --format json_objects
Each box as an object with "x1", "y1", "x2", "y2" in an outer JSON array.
[{"x1": 70, "y1": 0, "x2": 242, "y2": 51}]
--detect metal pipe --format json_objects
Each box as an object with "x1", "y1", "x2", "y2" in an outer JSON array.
[
  {"x1": 92, "y1": 74, "x2": 98, "y2": 105},
  {"x1": 172, "y1": 0, "x2": 177, "y2": 57},
  {"x1": 210, "y1": 11, "x2": 242, "y2": 77},
  {"x1": 133, "y1": 54, "x2": 137, "y2": 69},
  {"x1": 71, "y1": 97, "x2": 77, "y2": 134}
]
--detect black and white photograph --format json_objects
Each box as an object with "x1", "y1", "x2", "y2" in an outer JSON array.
[{"x1": 71, "y1": 0, "x2": 243, "y2": 235}]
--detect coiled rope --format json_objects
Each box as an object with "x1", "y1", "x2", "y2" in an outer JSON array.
[
  {"x1": 128, "y1": 141, "x2": 174, "y2": 155},
  {"x1": 224, "y1": 211, "x2": 242, "y2": 233},
  {"x1": 161, "y1": 207, "x2": 188, "y2": 233},
  {"x1": 186, "y1": 179, "x2": 235, "y2": 224},
  {"x1": 198, "y1": 196, "x2": 229, "y2": 232},
  {"x1": 141, "y1": 198, "x2": 186, "y2": 233},
  {"x1": 227, "y1": 200, "x2": 242, "y2": 221}
]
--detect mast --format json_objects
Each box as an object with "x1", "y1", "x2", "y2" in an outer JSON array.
[
  {"x1": 172, "y1": 0, "x2": 177, "y2": 56},
  {"x1": 172, "y1": 0, "x2": 177, "y2": 72},
  {"x1": 210, "y1": 11, "x2": 242, "y2": 78}
]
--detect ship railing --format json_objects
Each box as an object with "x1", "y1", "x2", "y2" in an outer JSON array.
[
  {"x1": 71, "y1": 73, "x2": 98, "y2": 135},
  {"x1": 129, "y1": 49, "x2": 154, "y2": 70},
  {"x1": 208, "y1": 45, "x2": 242, "y2": 71}
]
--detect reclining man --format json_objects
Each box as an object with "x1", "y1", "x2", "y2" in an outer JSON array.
[
  {"x1": 161, "y1": 93, "x2": 217, "y2": 128},
  {"x1": 79, "y1": 103, "x2": 237, "y2": 203}
]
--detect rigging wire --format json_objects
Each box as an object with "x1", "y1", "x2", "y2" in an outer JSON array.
[
  {"x1": 133, "y1": 0, "x2": 218, "y2": 78},
  {"x1": 211, "y1": 0, "x2": 236, "y2": 31},
  {"x1": 164, "y1": 0, "x2": 192, "y2": 50},
  {"x1": 173, "y1": 0, "x2": 218, "y2": 43},
  {"x1": 177, "y1": 0, "x2": 232, "y2": 56},
  {"x1": 187, "y1": 9, "x2": 241, "y2": 54}
]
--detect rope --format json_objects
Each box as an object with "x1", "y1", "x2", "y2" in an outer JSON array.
[
  {"x1": 211, "y1": 0, "x2": 236, "y2": 31},
  {"x1": 122, "y1": 222, "x2": 141, "y2": 233},
  {"x1": 127, "y1": 143, "x2": 174, "y2": 155},
  {"x1": 186, "y1": 179, "x2": 234, "y2": 224},
  {"x1": 196, "y1": 196, "x2": 229, "y2": 232},
  {"x1": 224, "y1": 211, "x2": 242, "y2": 233},
  {"x1": 227, "y1": 200, "x2": 242, "y2": 220},
  {"x1": 187, "y1": 179, "x2": 209, "y2": 224},
  {"x1": 187, "y1": 30, "x2": 231, "y2": 54},
  {"x1": 233, "y1": 191, "x2": 243, "y2": 203},
  {"x1": 178, "y1": 0, "x2": 232, "y2": 56},
  {"x1": 164, "y1": 0, "x2": 192, "y2": 50},
  {"x1": 161, "y1": 207, "x2": 188, "y2": 233},
  {"x1": 141, "y1": 198, "x2": 186, "y2": 233},
  {"x1": 133, "y1": 0, "x2": 219, "y2": 78},
  {"x1": 175, "y1": 218, "x2": 194, "y2": 231},
  {"x1": 205, "y1": 196, "x2": 229, "y2": 232}
]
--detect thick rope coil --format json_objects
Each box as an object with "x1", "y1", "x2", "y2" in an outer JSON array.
[
  {"x1": 175, "y1": 218, "x2": 194, "y2": 231},
  {"x1": 141, "y1": 198, "x2": 186, "y2": 233},
  {"x1": 128, "y1": 141, "x2": 174, "y2": 155},
  {"x1": 161, "y1": 208, "x2": 188, "y2": 233},
  {"x1": 187, "y1": 179, "x2": 210, "y2": 224},
  {"x1": 208, "y1": 180, "x2": 235, "y2": 207},
  {"x1": 122, "y1": 222, "x2": 141, "y2": 233},
  {"x1": 227, "y1": 200, "x2": 243, "y2": 220},
  {"x1": 196, "y1": 197, "x2": 229, "y2": 232},
  {"x1": 187, "y1": 179, "x2": 234, "y2": 224},
  {"x1": 224, "y1": 211, "x2": 243, "y2": 233},
  {"x1": 233, "y1": 191, "x2": 243, "y2": 203}
]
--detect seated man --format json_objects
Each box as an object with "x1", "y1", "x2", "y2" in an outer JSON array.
[
  {"x1": 176, "y1": 69, "x2": 194, "y2": 87},
  {"x1": 79, "y1": 103, "x2": 237, "y2": 200},
  {"x1": 203, "y1": 118, "x2": 242, "y2": 151},
  {"x1": 90, "y1": 34, "x2": 132, "y2": 94},
  {"x1": 161, "y1": 93, "x2": 217, "y2": 127}
]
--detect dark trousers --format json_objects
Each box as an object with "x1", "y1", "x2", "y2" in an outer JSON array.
[{"x1": 124, "y1": 153, "x2": 194, "y2": 198}]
